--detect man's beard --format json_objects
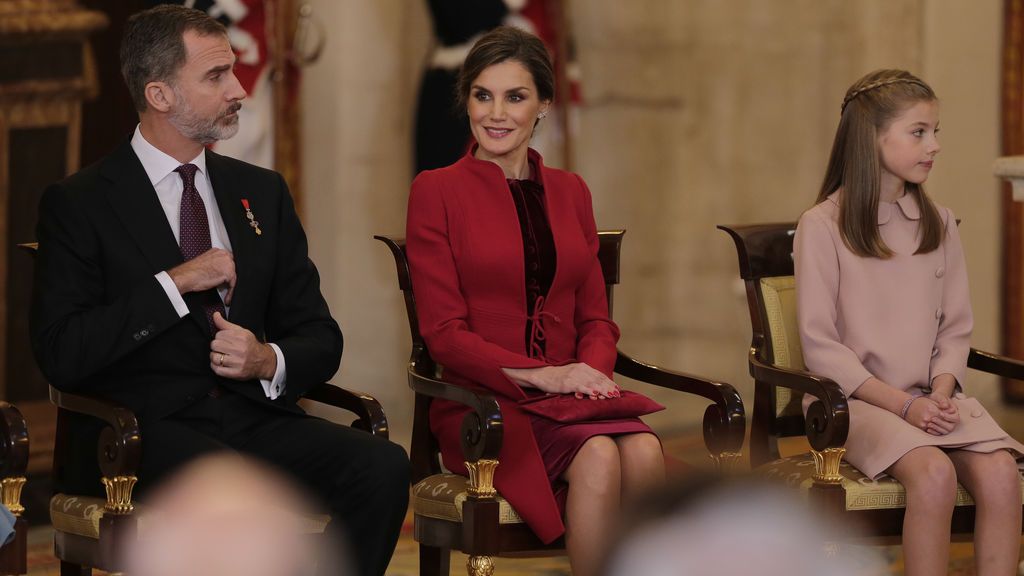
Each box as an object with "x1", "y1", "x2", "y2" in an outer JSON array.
[{"x1": 168, "y1": 86, "x2": 242, "y2": 145}]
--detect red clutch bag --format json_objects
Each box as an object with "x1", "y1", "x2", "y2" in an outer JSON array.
[{"x1": 517, "y1": 390, "x2": 665, "y2": 423}]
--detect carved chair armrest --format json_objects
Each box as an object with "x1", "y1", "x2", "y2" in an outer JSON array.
[
  {"x1": 49, "y1": 386, "x2": 141, "y2": 483},
  {"x1": 615, "y1": 350, "x2": 745, "y2": 457},
  {"x1": 0, "y1": 403, "x2": 28, "y2": 481},
  {"x1": 968, "y1": 348, "x2": 1024, "y2": 381},
  {"x1": 408, "y1": 366, "x2": 503, "y2": 464},
  {"x1": 303, "y1": 383, "x2": 389, "y2": 439},
  {"x1": 748, "y1": 352, "x2": 849, "y2": 452}
]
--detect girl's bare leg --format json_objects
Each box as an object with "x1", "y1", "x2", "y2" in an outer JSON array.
[
  {"x1": 947, "y1": 449, "x2": 1021, "y2": 576},
  {"x1": 886, "y1": 446, "x2": 958, "y2": 576}
]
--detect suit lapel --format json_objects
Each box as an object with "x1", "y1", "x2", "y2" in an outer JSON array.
[
  {"x1": 102, "y1": 141, "x2": 184, "y2": 275},
  {"x1": 101, "y1": 141, "x2": 213, "y2": 337},
  {"x1": 205, "y1": 150, "x2": 256, "y2": 326}
]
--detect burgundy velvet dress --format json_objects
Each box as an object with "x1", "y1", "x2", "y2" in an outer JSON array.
[{"x1": 507, "y1": 169, "x2": 655, "y2": 511}]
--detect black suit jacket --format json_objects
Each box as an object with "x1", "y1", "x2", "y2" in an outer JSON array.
[{"x1": 30, "y1": 140, "x2": 343, "y2": 422}]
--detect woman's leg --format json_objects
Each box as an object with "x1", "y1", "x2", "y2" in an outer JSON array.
[
  {"x1": 563, "y1": 436, "x2": 621, "y2": 576},
  {"x1": 947, "y1": 449, "x2": 1021, "y2": 576},
  {"x1": 614, "y1": 432, "x2": 665, "y2": 501},
  {"x1": 886, "y1": 446, "x2": 958, "y2": 576}
]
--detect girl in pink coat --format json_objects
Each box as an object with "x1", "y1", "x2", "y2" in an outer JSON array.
[{"x1": 795, "y1": 69, "x2": 1024, "y2": 576}]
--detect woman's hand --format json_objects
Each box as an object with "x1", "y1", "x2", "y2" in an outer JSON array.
[
  {"x1": 905, "y1": 396, "x2": 958, "y2": 435},
  {"x1": 503, "y1": 363, "x2": 620, "y2": 399}
]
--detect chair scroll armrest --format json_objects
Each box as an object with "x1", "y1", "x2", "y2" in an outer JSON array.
[
  {"x1": 968, "y1": 348, "x2": 1024, "y2": 381},
  {"x1": 615, "y1": 351, "x2": 745, "y2": 456},
  {"x1": 748, "y1": 351, "x2": 849, "y2": 452},
  {"x1": 303, "y1": 383, "x2": 389, "y2": 439},
  {"x1": 408, "y1": 367, "x2": 503, "y2": 464},
  {"x1": 49, "y1": 386, "x2": 141, "y2": 482},
  {"x1": 0, "y1": 402, "x2": 28, "y2": 517},
  {"x1": 0, "y1": 403, "x2": 28, "y2": 481}
]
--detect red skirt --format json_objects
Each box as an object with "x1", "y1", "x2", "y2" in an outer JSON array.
[{"x1": 528, "y1": 414, "x2": 657, "y2": 513}]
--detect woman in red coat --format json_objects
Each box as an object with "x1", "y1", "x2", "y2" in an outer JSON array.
[{"x1": 406, "y1": 26, "x2": 664, "y2": 576}]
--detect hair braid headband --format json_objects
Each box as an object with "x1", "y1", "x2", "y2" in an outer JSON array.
[{"x1": 840, "y1": 77, "x2": 929, "y2": 114}]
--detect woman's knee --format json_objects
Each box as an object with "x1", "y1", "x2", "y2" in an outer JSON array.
[
  {"x1": 567, "y1": 436, "x2": 621, "y2": 490},
  {"x1": 618, "y1": 433, "x2": 664, "y2": 469}
]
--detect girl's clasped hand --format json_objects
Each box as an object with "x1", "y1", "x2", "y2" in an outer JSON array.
[{"x1": 904, "y1": 394, "x2": 959, "y2": 435}]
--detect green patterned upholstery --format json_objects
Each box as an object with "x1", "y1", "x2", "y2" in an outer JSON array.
[
  {"x1": 758, "y1": 453, "x2": 1024, "y2": 511},
  {"x1": 50, "y1": 493, "x2": 330, "y2": 540},
  {"x1": 760, "y1": 276, "x2": 806, "y2": 417},
  {"x1": 50, "y1": 494, "x2": 108, "y2": 539},
  {"x1": 412, "y1": 474, "x2": 524, "y2": 524}
]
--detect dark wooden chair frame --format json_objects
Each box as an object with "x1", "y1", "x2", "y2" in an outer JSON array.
[
  {"x1": 376, "y1": 230, "x2": 746, "y2": 576},
  {"x1": 0, "y1": 402, "x2": 28, "y2": 576},
  {"x1": 21, "y1": 243, "x2": 389, "y2": 576},
  {"x1": 719, "y1": 222, "x2": 1024, "y2": 539}
]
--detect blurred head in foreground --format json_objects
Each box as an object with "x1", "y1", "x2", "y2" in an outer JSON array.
[
  {"x1": 123, "y1": 453, "x2": 346, "y2": 576},
  {"x1": 600, "y1": 474, "x2": 882, "y2": 576}
]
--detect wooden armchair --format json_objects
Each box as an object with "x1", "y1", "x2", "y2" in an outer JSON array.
[
  {"x1": 0, "y1": 402, "x2": 28, "y2": 576},
  {"x1": 375, "y1": 230, "x2": 746, "y2": 576},
  {"x1": 20, "y1": 243, "x2": 388, "y2": 576},
  {"x1": 718, "y1": 222, "x2": 1024, "y2": 539}
]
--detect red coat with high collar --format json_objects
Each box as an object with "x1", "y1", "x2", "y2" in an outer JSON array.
[{"x1": 406, "y1": 147, "x2": 620, "y2": 543}]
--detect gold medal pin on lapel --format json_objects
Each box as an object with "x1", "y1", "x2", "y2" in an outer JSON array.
[{"x1": 241, "y1": 199, "x2": 262, "y2": 236}]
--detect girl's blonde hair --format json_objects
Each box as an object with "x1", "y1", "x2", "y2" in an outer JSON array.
[{"x1": 817, "y1": 69, "x2": 945, "y2": 258}]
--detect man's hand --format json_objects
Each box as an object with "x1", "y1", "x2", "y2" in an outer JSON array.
[
  {"x1": 168, "y1": 248, "x2": 236, "y2": 304},
  {"x1": 210, "y1": 312, "x2": 276, "y2": 381}
]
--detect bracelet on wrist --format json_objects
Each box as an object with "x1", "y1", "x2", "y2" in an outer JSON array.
[{"x1": 899, "y1": 396, "x2": 918, "y2": 420}]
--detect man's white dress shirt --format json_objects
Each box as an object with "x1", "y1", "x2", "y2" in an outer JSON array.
[{"x1": 131, "y1": 126, "x2": 286, "y2": 399}]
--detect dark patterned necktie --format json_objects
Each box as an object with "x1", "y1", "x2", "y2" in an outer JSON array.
[{"x1": 175, "y1": 163, "x2": 226, "y2": 331}]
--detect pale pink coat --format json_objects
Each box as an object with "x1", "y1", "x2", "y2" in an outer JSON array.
[{"x1": 795, "y1": 192, "x2": 1024, "y2": 478}]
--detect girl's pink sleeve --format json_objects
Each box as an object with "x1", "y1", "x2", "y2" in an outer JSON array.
[
  {"x1": 794, "y1": 210, "x2": 874, "y2": 396},
  {"x1": 928, "y1": 207, "x2": 972, "y2": 390}
]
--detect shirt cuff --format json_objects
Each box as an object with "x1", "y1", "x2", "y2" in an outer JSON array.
[
  {"x1": 155, "y1": 272, "x2": 189, "y2": 318},
  {"x1": 260, "y1": 343, "x2": 286, "y2": 400}
]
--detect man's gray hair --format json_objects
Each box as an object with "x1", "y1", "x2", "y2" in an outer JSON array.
[{"x1": 120, "y1": 5, "x2": 227, "y2": 113}]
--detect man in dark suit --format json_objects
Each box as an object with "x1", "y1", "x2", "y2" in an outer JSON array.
[{"x1": 30, "y1": 6, "x2": 409, "y2": 576}]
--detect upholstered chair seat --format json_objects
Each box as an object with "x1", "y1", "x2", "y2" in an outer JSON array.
[
  {"x1": 720, "y1": 222, "x2": 1024, "y2": 541},
  {"x1": 376, "y1": 230, "x2": 746, "y2": 576}
]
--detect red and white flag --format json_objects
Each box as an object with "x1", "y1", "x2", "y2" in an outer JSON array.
[{"x1": 158, "y1": 0, "x2": 276, "y2": 168}]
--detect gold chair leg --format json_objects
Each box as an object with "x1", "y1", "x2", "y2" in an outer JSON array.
[
  {"x1": 824, "y1": 541, "x2": 840, "y2": 558},
  {"x1": 465, "y1": 459, "x2": 499, "y2": 498},
  {"x1": 467, "y1": 555, "x2": 495, "y2": 576},
  {"x1": 1, "y1": 477, "x2": 25, "y2": 516},
  {"x1": 810, "y1": 447, "x2": 846, "y2": 485},
  {"x1": 711, "y1": 451, "x2": 743, "y2": 473},
  {"x1": 102, "y1": 475, "x2": 137, "y2": 514}
]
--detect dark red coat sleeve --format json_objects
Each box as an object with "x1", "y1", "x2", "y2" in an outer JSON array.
[
  {"x1": 570, "y1": 175, "x2": 620, "y2": 378},
  {"x1": 406, "y1": 171, "x2": 547, "y2": 399}
]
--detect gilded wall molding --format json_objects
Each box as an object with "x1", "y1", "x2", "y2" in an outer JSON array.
[{"x1": 0, "y1": 1, "x2": 106, "y2": 39}]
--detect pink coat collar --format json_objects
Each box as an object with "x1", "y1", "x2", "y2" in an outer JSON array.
[{"x1": 826, "y1": 191, "x2": 921, "y2": 224}]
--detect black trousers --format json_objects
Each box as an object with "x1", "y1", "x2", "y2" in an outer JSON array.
[{"x1": 136, "y1": 389, "x2": 410, "y2": 576}]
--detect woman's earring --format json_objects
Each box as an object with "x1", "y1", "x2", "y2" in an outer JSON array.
[{"x1": 538, "y1": 111, "x2": 548, "y2": 119}]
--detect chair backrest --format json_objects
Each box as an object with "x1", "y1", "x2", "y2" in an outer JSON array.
[
  {"x1": 375, "y1": 231, "x2": 625, "y2": 482},
  {"x1": 717, "y1": 223, "x2": 807, "y2": 437}
]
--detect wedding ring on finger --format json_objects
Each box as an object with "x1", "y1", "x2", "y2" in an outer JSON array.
[{"x1": 216, "y1": 352, "x2": 226, "y2": 366}]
